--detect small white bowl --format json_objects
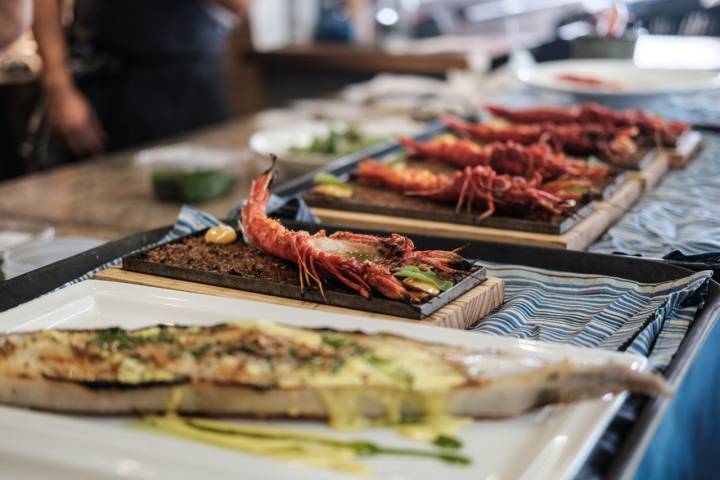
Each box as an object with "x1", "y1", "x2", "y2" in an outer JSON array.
[{"x1": 249, "y1": 118, "x2": 423, "y2": 177}]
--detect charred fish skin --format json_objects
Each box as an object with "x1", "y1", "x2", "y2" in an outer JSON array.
[{"x1": 0, "y1": 322, "x2": 669, "y2": 418}]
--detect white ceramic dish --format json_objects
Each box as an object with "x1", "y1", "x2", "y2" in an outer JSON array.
[
  {"x1": 517, "y1": 58, "x2": 720, "y2": 101},
  {"x1": 135, "y1": 143, "x2": 250, "y2": 173},
  {"x1": 250, "y1": 121, "x2": 342, "y2": 158},
  {"x1": 249, "y1": 118, "x2": 421, "y2": 177},
  {"x1": 0, "y1": 280, "x2": 647, "y2": 480},
  {"x1": 0, "y1": 219, "x2": 54, "y2": 253}
]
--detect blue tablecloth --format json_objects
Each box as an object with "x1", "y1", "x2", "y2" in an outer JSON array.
[
  {"x1": 590, "y1": 133, "x2": 720, "y2": 257},
  {"x1": 484, "y1": 88, "x2": 720, "y2": 477},
  {"x1": 472, "y1": 264, "x2": 710, "y2": 371},
  {"x1": 586, "y1": 132, "x2": 720, "y2": 479}
]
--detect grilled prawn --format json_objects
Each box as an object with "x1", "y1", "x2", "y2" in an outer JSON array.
[
  {"x1": 485, "y1": 103, "x2": 688, "y2": 146},
  {"x1": 241, "y1": 163, "x2": 470, "y2": 303},
  {"x1": 400, "y1": 135, "x2": 608, "y2": 183},
  {"x1": 444, "y1": 115, "x2": 641, "y2": 166},
  {"x1": 356, "y1": 159, "x2": 570, "y2": 220}
]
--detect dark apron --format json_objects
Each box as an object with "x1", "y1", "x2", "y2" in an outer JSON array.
[{"x1": 70, "y1": 0, "x2": 231, "y2": 151}]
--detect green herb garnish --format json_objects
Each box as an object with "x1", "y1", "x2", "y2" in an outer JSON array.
[
  {"x1": 433, "y1": 434, "x2": 463, "y2": 450},
  {"x1": 394, "y1": 266, "x2": 453, "y2": 292},
  {"x1": 330, "y1": 357, "x2": 345, "y2": 373},
  {"x1": 92, "y1": 329, "x2": 142, "y2": 350},
  {"x1": 91, "y1": 327, "x2": 177, "y2": 351},
  {"x1": 360, "y1": 353, "x2": 413, "y2": 387},
  {"x1": 363, "y1": 353, "x2": 392, "y2": 367},
  {"x1": 190, "y1": 343, "x2": 212, "y2": 358},
  {"x1": 290, "y1": 127, "x2": 379, "y2": 156},
  {"x1": 313, "y1": 172, "x2": 350, "y2": 188},
  {"x1": 388, "y1": 366, "x2": 415, "y2": 388},
  {"x1": 399, "y1": 411, "x2": 424, "y2": 424},
  {"x1": 321, "y1": 332, "x2": 353, "y2": 350},
  {"x1": 181, "y1": 418, "x2": 471, "y2": 465},
  {"x1": 386, "y1": 153, "x2": 407, "y2": 166},
  {"x1": 151, "y1": 170, "x2": 235, "y2": 204}
]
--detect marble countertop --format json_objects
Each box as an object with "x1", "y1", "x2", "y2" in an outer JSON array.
[{"x1": 0, "y1": 117, "x2": 271, "y2": 240}]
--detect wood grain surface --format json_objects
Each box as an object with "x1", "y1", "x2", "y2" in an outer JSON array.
[
  {"x1": 669, "y1": 130, "x2": 703, "y2": 169},
  {"x1": 310, "y1": 177, "x2": 643, "y2": 250},
  {"x1": 0, "y1": 119, "x2": 267, "y2": 240},
  {"x1": 629, "y1": 149, "x2": 670, "y2": 190},
  {"x1": 94, "y1": 268, "x2": 505, "y2": 330}
]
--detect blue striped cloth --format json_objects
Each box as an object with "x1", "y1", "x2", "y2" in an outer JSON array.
[
  {"x1": 471, "y1": 264, "x2": 711, "y2": 370},
  {"x1": 590, "y1": 132, "x2": 720, "y2": 257}
]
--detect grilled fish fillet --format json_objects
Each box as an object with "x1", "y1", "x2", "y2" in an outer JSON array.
[{"x1": 0, "y1": 322, "x2": 668, "y2": 418}]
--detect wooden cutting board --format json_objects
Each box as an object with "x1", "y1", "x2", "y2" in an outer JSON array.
[
  {"x1": 94, "y1": 268, "x2": 506, "y2": 330},
  {"x1": 669, "y1": 130, "x2": 703, "y2": 169},
  {"x1": 629, "y1": 149, "x2": 670, "y2": 190},
  {"x1": 311, "y1": 177, "x2": 642, "y2": 251}
]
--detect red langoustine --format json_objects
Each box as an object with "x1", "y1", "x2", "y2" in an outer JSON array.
[
  {"x1": 399, "y1": 135, "x2": 608, "y2": 184},
  {"x1": 355, "y1": 159, "x2": 571, "y2": 220},
  {"x1": 241, "y1": 163, "x2": 471, "y2": 303},
  {"x1": 443, "y1": 115, "x2": 640, "y2": 167},
  {"x1": 484, "y1": 103, "x2": 688, "y2": 147}
]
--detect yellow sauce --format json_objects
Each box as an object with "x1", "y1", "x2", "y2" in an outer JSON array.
[
  {"x1": 312, "y1": 183, "x2": 354, "y2": 199},
  {"x1": 204, "y1": 224, "x2": 237, "y2": 244},
  {"x1": 318, "y1": 387, "x2": 470, "y2": 441},
  {"x1": 125, "y1": 322, "x2": 474, "y2": 474},
  {"x1": 431, "y1": 133, "x2": 459, "y2": 144},
  {"x1": 392, "y1": 416, "x2": 472, "y2": 442},
  {"x1": 402, "y1": 278, "x2": 440, "y2": 297},
  {"x1": 132, "y1": 414, "x2": 471, "y2": 476},
  {"x1": 117, "y1": 357, "x2": 176, "y2": 384},
  {"x1": 133, "y1": 415, "x2": 369, "y2": 475}
]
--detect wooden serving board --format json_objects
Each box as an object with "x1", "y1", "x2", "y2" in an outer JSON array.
[
  {"x1": 669, "y1": 130, "x2": 703, "y2": 169},
  {"x1": 94, "y1": 268, "x2": 506, "y2": 330},
  {"x1": 628, "y1": 149, "x2": 670, "y2": 190},
  {"x1": 307, "y1": 186, "x2": 594, "y2": 235},
  {"x1": 311, "y1": 177, "x2": 642, "y2": 251}
]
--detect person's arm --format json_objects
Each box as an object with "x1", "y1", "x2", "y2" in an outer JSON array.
[
  {"x1": 0, "y1": 0, "x2": 32, "y2": 49},
  {"x1": 33, "y1": 0, "x2": 104, "y2": 155}
]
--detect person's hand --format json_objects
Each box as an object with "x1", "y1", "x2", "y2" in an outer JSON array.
[{"x1": 46, "y1": 85, "x2": 106, "y2": 156}]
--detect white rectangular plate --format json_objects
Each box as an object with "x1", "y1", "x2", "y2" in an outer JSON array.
[{"x1": 0, "y1": 280, "x2": 646, "y2": 480}]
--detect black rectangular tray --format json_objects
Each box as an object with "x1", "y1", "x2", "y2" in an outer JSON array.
[
  {"x1": 122, "y1": 230, "x2": 487, "y2": 320},
  {"x1": 306, "y1": 184, "x2": 597, "y2": 235},
  {"x1": 274, "y1": 122, "x2": 629, "y2": 235}
]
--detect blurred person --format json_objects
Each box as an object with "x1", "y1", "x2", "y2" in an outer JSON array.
[
  {"x1": 33, "y1": 0, "x2": 250, "y2": 157},
  {"x1": 0, "y1": 0, "x2": 32, "y2": 49}
]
